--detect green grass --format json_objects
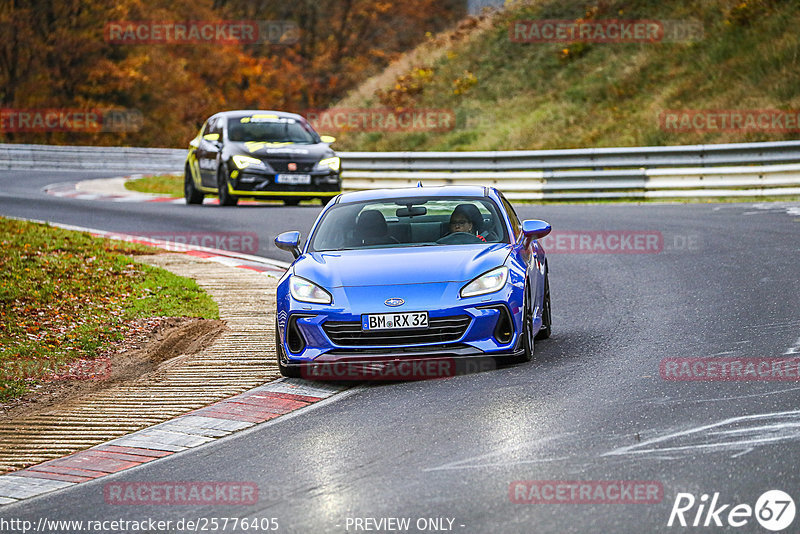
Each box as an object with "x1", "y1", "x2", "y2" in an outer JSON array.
[
  {"x1": 333, "y1": 0, "x2": 800, "y2": 152},
  {"x1": 125, "y1": 264, "x2": 216, "y2": 318},
  {"x1": 124, "y1": 174, "x2": 183, "y2": 197},
  {"x1": 125, "y1": 175, "x2": 321, "y2": 205},
  {"x1": 0, "y1": 218, "x2": 218, "y2": 401}
]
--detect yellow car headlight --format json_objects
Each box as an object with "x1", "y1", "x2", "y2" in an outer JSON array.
[
  {"x1": 232, "y1": 155, "x2": 266, "y2": 169},
  {"x1": 315, "y1": 156, "x2": 340, "y2": 172}
]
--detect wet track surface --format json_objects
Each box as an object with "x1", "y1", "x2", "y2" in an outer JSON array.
[{"x1": 2, "y1": 170, "x2": 800, "y2": 532}]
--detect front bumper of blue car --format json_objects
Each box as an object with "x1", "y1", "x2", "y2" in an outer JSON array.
[{"x1": 276, "y1": 280, "x2": 536, "y2": 368}]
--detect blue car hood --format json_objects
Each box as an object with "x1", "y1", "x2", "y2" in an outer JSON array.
[{"x1": 293, "y1": 244, "x2": 511, "y2": 288}]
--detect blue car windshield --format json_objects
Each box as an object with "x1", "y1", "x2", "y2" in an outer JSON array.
[{"x1": 309, "y1": 197, "x2": 509, "y2": 251}]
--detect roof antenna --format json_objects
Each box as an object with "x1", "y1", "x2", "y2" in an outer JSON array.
[{"x1": 416, "y1": 180, "x2": 423, "y2": 188}]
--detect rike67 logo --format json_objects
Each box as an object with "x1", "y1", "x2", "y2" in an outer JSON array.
[{"x1": 668, "y1": 490, "x2": 795, "y2": 531}]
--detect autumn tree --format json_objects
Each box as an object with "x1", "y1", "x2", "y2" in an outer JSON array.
[{"x1": 0, "y1": 0, "x2": 465, "y2": 146}]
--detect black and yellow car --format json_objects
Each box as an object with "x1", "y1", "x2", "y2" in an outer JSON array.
[{"x1": 184, "y1": 110, "x2": 341, "y2": 206}]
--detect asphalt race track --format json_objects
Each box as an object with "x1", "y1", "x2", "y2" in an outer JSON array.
[{"x1": 2, "y1": 170, "x2": 800, "y2": 533}]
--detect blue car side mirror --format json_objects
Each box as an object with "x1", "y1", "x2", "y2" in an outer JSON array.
[
  {"x1": 275, "y1": 231, "x2": 301, "y2": 259},
  {"x1": 520, "y1": 219, "x2": 551, "y2": 245}
]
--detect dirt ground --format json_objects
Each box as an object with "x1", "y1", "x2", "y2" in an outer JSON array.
[{"x1": 0, "y1": 317, "x2": 227, "y2": 422}]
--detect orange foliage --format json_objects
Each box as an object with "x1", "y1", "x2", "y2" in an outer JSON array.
[{"x1": 0, "y1": 0, "x2": 465, "y2": 146}]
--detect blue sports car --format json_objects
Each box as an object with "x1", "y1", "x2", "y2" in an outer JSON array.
[{"x1": 273, "y1": 185, "x2": 552, "y2": 379}]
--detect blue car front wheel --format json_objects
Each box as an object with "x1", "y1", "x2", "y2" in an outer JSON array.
[
  {"x1": 535, "y1": 269, "x2": 551, "y2": 340},
  {"x1": 511, "y1": 282, "x2": 535, "y2": 363}
]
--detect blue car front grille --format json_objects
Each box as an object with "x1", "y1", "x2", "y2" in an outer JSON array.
[{"x1": 322, "y1": 315, "x2": 471, "y2": 347}]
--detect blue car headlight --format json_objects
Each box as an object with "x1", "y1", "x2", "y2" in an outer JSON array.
[
  {"x1": 460, "y1": 266, "x2": 509, "y2": 298},
  {"x1": 232, "y1": 155, "x2": 268, "y2": 170},
  {"x1": 290, "y1": 276, "x2": 332, "y2": 304}
]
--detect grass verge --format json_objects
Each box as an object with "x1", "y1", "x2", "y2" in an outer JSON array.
[
  {"x1": 0, "y1": 217, "x2": 219, "y2": 401},
  {"x1": 124, "y1": 174, "x2": 183, "y2": 196},
  {"x1": 333, "y1": 0, "x2": 800, "y2": 152},
  {"x1": 124, "y1": 175, "x2": 324, "y2": 205}
]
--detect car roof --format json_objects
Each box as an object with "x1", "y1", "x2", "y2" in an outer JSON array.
[
  {"x1": 337, "y1": 185, "x2": 491, "y2": 204},
  {"x1": 210, "y1": 110, "x2": 306, "y2": 122}
]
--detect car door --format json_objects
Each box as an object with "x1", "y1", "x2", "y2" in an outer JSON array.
[
  {"x1": 197, "y1": 117, "x2": 222, "y2": 188},
  {"x1": 500, "y1": 193, "x2": 542, "y2": 308}
]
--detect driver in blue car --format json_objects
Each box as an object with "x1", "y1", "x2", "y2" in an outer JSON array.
[{"x1": 448, "y1": 204, "x2": 486, "y2": 241}]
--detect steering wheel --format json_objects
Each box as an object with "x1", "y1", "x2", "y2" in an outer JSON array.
[{"x1": 436, "y1": 232, "x2": 484, "y2": 245}]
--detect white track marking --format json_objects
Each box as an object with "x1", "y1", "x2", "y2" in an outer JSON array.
[{"x1": 603, "y1": 409, "x2": 800, "y2": 457}]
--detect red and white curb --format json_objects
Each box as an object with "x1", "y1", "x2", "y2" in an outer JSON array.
[
  {"x1": 0, "y1": 219, "x2": 306, "y2": 505},
  {"x1": 44, "y1": 177, "x2": 182, "y2": 204},
  {"x1": 97, "y1": 228, "x2": 290, "y2": 275},
  {"x1": 10, "y1": 218, "x2": 291, "y2": 276},
  {"x1": 0, "y1": 379, "x2": 348, "y2": 505},
  {"x1": 44, "y1": 176, "x2": 263, "y2": 205}
]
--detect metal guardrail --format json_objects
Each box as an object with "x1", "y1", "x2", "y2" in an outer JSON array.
[
  {"x1": 342, "y1": 140, "x2": 800, "y2": 170},
  {"x1": 2, "y1": 140, "x2": 799, "y2": 199},
  {"x1": 0, "y1": 143, "x2": 184, "y2": 173},
  {"x1": 344, "y1": 163, "x2": 800, "y2": 199}
]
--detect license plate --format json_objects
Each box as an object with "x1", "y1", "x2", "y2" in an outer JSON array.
[
  {"x1": 362, "y1": 312, "x2": 428, "y2": 331},
  {"x1": 276, "y1": 174, "x2": 311, "y2": 184}
]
